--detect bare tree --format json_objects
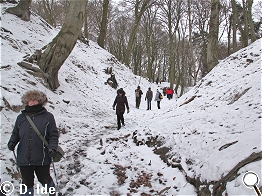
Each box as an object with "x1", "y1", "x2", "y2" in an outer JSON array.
[
  {"x1": 159, "y1": 0, "x2": 183, "y2": 89},
  {"x1": 6, "y1": 0, "x2": 32, "y2": 21},
  {"x1": 123, "y1": 0, "x2": 155, "y2": 67},
  {"x1": 98, "y1": 0, "x2": 109, "y2": 48},
  {"x1": 231, "y1": 0, "x2": 238, "y2": 53},
  {"x1": 142, "y1": 6, "x2": 158, "y2": 82},
  {"x1": 207, "y1": 0, "x2": 220, "y2": 72},
  {"x1": 37, "y1": 0, "x2": 87, "y2": 90},
  {"x1": 246, "y1": 0, "x2": 256, "y2": 42}
]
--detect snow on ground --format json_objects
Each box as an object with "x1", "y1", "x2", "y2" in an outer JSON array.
[{"x1": 0, "y1": 3, "x2": 261, "y2": 196}]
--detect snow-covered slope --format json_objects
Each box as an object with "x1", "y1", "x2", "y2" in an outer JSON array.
[
  {"x1": 134, "y1": 39, "x2": 262, "y2": 193},
  {"x1": 1, "y1": 2, "x2": 261, "y2": 195}
]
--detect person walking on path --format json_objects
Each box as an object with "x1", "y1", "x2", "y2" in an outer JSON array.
[
  {"x1": 163, "y1": 87, "x2": 167, "y2": 96},
  {"x1": 135, "y1": 86, "x2": 143, "y2": 109},
  {"x1": 145, "y1": 87, "x2": 153, "y2": 110},
  {"x1": 7, "y1": 90, "x2": 59, "y2": 196},
  {"x1": 113, "y1": 88, "x2": 130, "y2": 130},
  {"x1": 155, "y1": 89, "x2": 162, "y2": 109},
  {"x1": 166, "y1": 87, "x2": 172, "y2": 100}
]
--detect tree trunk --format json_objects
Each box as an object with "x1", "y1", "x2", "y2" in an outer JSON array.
[
  {"x1": 207, "y1": 0, "x2": 220, "y2": 72},
  {"x1": 123, "y1": 0, "x2": 153, "y2": 67},
  {"x1": 241, "y1": 0, "x2": 249, "y2": 47},
  {"x1": 187, "y1": 0, "x2": 198, "y2": 86},
  {"x1": 133, "y1": 41, "x2": 143, "y2": 76},
  {"x1": 37, "y1": 0, "x2": 87, "y2": 90},
  {"x1": 231, "y1": 0, "x2": 237, "y2": 53},
  {"x1": 97, "y1": 0, "x2": 109, "y2": 48},
  {"x1": 84, "y1": 0, "x2": 89, "y2": 39},
  {"x1": 6, "y1": 0, "x2": 32, "y2": 21},
  {"x1": 42, "y1": 0, "x2": 55, "y2": 26},
  {"x1": 247, "y1": 0, "x2": 256, "y2": 42}
]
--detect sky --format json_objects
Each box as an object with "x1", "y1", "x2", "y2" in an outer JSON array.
[{"x1": 0, "y1": 2, "x2": 261, "y2": 196}]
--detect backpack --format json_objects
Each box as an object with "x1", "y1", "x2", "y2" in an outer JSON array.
[{"x1": 159, "y1": 93, "x2": 163, "y2": 99}]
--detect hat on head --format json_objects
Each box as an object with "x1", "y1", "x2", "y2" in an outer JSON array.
[
  {"x1": 118, "y1": 89, "x2": 124, "y2": 94},
  {"x1": 148, "y1": 87, "x2": 151, "y2": 90},
  {"x1": 137, "y1": 86, "x2": 140, "y2": 89},
  {"x1": 22, "y1": 90, "x2": 48, "y2": 105}
]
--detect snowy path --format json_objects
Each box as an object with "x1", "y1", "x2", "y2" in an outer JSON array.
[{"x1": 52, "y1": 93, "x2": 197, "y2": 195}]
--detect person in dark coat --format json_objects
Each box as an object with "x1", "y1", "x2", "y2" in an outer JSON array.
[
  {"x1": 7, "y1": 90, "x2": 58, "y2": 196},
  {"x1": 135, "y1": 86, "x2": 143, "y2": 109},
  {"x1": 113, "y1": 89, "x2": 130, "y2": 130},
  {"x1": 163, "y1": 87, "x2": 167, "y2": 96},
  {"x1": 117, "y1": 88, "x2": 126, "y2": 96},
  {"x1": 145, "y1": 87, "x2": 153, "y2": 110}
]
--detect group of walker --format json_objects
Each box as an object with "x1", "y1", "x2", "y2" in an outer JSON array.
[{"x1": 112, "y1": 86, "x2": 170, "y2": 130}]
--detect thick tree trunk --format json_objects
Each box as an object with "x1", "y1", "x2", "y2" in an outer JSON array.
[
  {"x1": 37, "y1": 0, "x2": 87, "y2": 90},
  {"x1": 241, "y1": 0, "x2": 249, "y2": 47},
  {"x1": 207, "y1": 0, "x2": 220, "y2": 72},
  {"x1": 84, "y1": 3, "x2": 89, "y2": 39},
  {"x1": 247, "y1": 0, "x2": 256, "y2": 42},
  {"x1": 97, "y1": 0, "x2": 109, "y2": 48},
  {"x1": 231, "y1": 0, "x2": 237, "y2": 53},
  {"x1": 6, "y1": 0, "x2": 32, "y2": 21}
]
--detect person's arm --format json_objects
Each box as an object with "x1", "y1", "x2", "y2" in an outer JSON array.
[
  {"x1": 113, "y1": 97, "x2": 117, "y2": 109},
  {"x1": 48, "y1": 113, "x2": 59, "y2": 151},
  {"x1": 124, "y1": 96, "x2": 130, "y2": 113},
  {"x1": 8, "y1": 116, "x2": 20, "y2": 150}
]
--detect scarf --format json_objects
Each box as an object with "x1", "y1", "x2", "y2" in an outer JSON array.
[{"x1": 24, "y1": 104, "x2": 45, "y2": 114}]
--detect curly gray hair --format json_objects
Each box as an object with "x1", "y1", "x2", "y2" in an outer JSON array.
[{"x1": 21, "y1": 90, "x2": 48, "y2": 105}]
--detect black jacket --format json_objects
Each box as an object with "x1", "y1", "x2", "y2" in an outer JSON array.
[
  {"x1": 113, "y1": 95, "x2": 129, "y2": 115},
  {"x1": 8, "y1": 108, "x2": 58, "y2": 166}
]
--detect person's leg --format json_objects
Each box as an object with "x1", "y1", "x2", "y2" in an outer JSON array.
[
  {"x1": 120, "y1": 112, "x2": 125, "y2": 126},
  {"x1": 117, "y1": 114, "x2": 121, "y2": 129},
  {"x1": 35, "y1": 165, "x2": 55, "y2": 196},
  {"x1": 147, "y1": 100, "x2": 149, "y2": 110},
  {"x1": 157, "y1": 101, "x2": 160, "y2": 109},
  {"x1": 137, "y1": 98, "x2": 141, "y2": 109},
  {"x1": 20, "y1": 166, "x2": 35, "y2": 195},
  {"x1": 149, "y1": 100, "x2": 151, "y2": 110}
]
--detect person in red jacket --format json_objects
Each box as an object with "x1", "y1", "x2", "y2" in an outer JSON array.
[
  {"x1": 166, "y1": 88, "x2": 171, "y2": 100},
  {"x1": 166, "y1": 87, "x2": 174, "y2": 100}
]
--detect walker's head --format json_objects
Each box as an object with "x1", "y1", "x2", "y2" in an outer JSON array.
[{"x1": 22, "y1": 90, "x2": 48, "y2": 106}]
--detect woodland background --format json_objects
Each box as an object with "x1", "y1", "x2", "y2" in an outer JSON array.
[{"x1": 3, "y1": 0, "x2": 262, "y2": 95}]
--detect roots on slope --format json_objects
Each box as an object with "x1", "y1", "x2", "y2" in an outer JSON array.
[{"x1": 132, "y1": 132, "x2": 262, "y2": 195}]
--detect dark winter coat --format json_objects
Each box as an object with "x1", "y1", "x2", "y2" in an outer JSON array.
[
  {"x1": 113, "y1": 95, "x2": 129, "y2": 115},
  {"x1": 8, "y1": 108, "x2": 58, "y2": 167},
  {"x1": 146, "y1": 90, "x2": 153, "y2": 101}
]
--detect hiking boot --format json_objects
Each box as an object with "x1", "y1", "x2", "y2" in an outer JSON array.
[{"x1": 117, "y1": 126, "x2": 121, "y2": 130}]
